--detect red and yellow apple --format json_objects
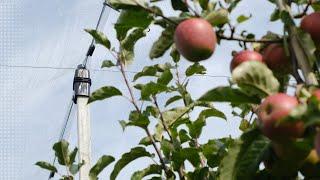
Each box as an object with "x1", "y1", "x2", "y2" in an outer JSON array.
[
  {"x1": 258, "y1": 93, "x2": 304, "y2": 141},
  {"x1": 230, "y1": 50, "x2": 263, "y2": 72},
  {"x1": 174, "y1": 18, "x2": 217, "y2": 62}
]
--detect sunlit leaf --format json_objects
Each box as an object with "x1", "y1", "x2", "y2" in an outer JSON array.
[
  {"x1": 85, "y1": 29, "x2": 111, "y2": 49},
  {"x1": 232, "y1": 61, "x2": 280, "y2": 98}
]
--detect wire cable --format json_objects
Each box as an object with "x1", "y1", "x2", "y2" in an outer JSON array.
[{"x1": 47, "y1": 2, "x2": 112, "y2": 179}]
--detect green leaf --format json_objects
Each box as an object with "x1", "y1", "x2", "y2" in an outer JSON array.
[
  {"x1": 204, "y1": 9, "x2": 229, "y2": 27},
  {"x1": 171, "y1": 0, "x2": 188, "y2": 11},
  {"x1": 199, "y1": 108, "x2": 226, "y2": 120},
  {"x1": 270, "y1": 9, "x2": 280, "y2": 21},
  {"x1": 53, "y1": 140, "x2": 70, "y2": 166},
  {"x1": 150, "y1": 27, "x2": 175, "y2": 59},
  {"x1": 129, "y1": 111, "x2": 150, "y2": 128},
  {"x1": 312, "y1": 2, "x2": 320, "y2": 11},
  {"x1": 198, "y1": 86, "x2": 260, "y2": 104},
  {"x1": 162, "y1": 107, "x2": 191, "y2": 126},
  {"x1": 89, "y1": 155, "x2": 115, "y2": 180},
  {"x1": 35, "y1": 161, "x2": 57, "y2": 173},
  {"x1": 280, "y1": 10, "x2": 295, "y2": 26},
  {"x1": 120, "y1": 28, "x2": 147, "y2": 64},
  {"x1": 185, "y1": 63, "x2": 206, "y2": 76},
  {"x1": 101, "y1": 60, "x2": 116, "y2": 68},
  {"x1": 199, "y1": 0, "x2": 209, "y2": 10},
  {"x1": 110, "y1": 147, "x2": 153, "y2": 180},
  {"x1": 236, "y1": 14, "x2": 251, "y2": 24},
  {"x1": 133, "y1": 66, "x2": 158, "y2": 81},
  {"x1": 115, "y1": 9, "x2": 152, "y2": 41},
  {"x1": 232, "y1": 61, "x2": 280, "y2": 98},
  {"x1": 165, "y1": 95, "x2": 182, "y2": 107},
  {"x1": 139, "y1": 136, "x2": 152, "y2": 146},
  {"x1": 296, "y1": 28, "x2": 317, "y2": 66},
  {"x1": 172, "y1": 148, "x2": 201, "y2": 170},
  {"x1": 161, "y1": 139, "x2": 174, "y2": 158},
  {"x1": 202, "y1": 139, "x2": 228, "y2": 168},
  {"x1": 108, "y1": 0, "x2": 146, "y2": 9},
  {"x1": 69, "y1": 147, "x2": 78, "y2": 165},
  {"x1": 179, "y1": 129, "x2": 191, "y2": 144},
  {"x1": 157, "y1": 69, "x2": 173, "y2": 85},
  {"x1": 69, "y1": 161, "x2": 85, "y2": 175},
  {"x1": 140, "y1": 82, "x2": 168, "y2": 101},
  {"x1": 131, "y1": 164, "x2": 162, "y2": 180},
  {"x1": 85, "y1": 29, "x2": 111, "y2": 49},
  {"x1": 170, "y1": 45, "x2": 180, "y2": 63},
  {"x1": 88, "y1": 86, "x2": 122, "y2": 104},
  {"x1": 218, "y1": 129, "x2": 270, "y2": 180}
]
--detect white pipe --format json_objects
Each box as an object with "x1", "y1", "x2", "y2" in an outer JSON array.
[{"x1": 77, "y1": 97, "x2": 91, "y2": 180}]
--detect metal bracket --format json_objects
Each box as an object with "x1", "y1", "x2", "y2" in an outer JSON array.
[{"x1": 73, "y1": 64, "x2": 91, "y2": 103}]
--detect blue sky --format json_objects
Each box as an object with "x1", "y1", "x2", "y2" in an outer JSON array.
[{"x1": 0, "y1": 0, "x2": 286, "y2": 179}]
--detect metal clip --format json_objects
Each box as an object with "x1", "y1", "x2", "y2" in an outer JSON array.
[{"x1": 73, "y1": 64, "x2": 91, "y2": 103}]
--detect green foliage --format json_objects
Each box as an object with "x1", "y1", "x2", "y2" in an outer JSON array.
[
  {"x1": 218, "y1": 129, "x2": 270, "y2": 179},
  {"x1": 110, "y1": 147, "x2": 153, "y2": 180},
  {"x1": 88, "y1": 86, "x2": 122, "y2": 103},
  {"x1": 38, "y1": 1, "x2": 320, "y2": 179},
  {"x1": 232, "y1": 61, "x2": 280, "y2": 98},
  {"x1": 131, "y1": 164, "x2": 162, "y2": 180},
  {"x1": 85, "y1": 29, "x2": 111, "y2": 49},
  {"x1": 89, "y1": 155, "x2": 115, "y2": 180},
  {"x1": 35, "y1": 161, "x2": 57, "y2": 173}
]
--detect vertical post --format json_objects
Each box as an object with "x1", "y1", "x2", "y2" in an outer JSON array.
[{"x1": 73, "y1": 65, "x2": 92, "y2": 180}]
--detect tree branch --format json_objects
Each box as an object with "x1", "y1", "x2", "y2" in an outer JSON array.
[
  {"x1": 117, "y1": 56, "x2": 170, "y2": 177},
  {"x1": 293, "y1": 0, "x2": 313, "y2": 19}
]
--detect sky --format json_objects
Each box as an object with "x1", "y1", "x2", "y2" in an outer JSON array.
[{"x1": 0, "y1": 0, "x2": 286, "y2": 179}]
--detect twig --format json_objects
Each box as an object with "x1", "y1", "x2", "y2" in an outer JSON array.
[
  {"x1": 152, "y1": 96, "x2": 174, "y2": 142},
  {"x1": 293, "y1": 0, "x2": 313, "y2": 18},
  {"x1": 217, "y1": 33, "x2": 282, "y2": 43},
  {"x1": 117, "y1": 55, "x2": 170, "y2": 176}
]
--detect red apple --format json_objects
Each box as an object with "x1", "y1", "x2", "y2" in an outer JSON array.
[
  {"x1": 174, "y1": 18, "x2": 217, "y2": 62},
  {"x1": 312, "y1": 89, "x2": 320, "y2": 100},
  {"x1": 301, "y1": 12, "x2": 320, "y2": 43},
  {"x1": 263, "y1": 44, "x2": 291, "y2": 74},
  {"x1": 258, "y1": 93, "x2": 304, "y2": 141},
  {"x1": 230, "y1": 50, "x2": 263, "y2": 72}
]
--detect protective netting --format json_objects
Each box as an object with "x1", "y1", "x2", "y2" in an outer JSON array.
[{"x1": 0, "y1": 0, "x2": 283, "y2": 179}]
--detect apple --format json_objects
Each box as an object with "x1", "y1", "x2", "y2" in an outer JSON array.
[
  {"x1": 258, "y1": 93, "x2": 304, "y2": 141},
  {"x1": 301, "y1": 12, "x2": 320, "y2": 43},
  {"x1": 312, "y1": 89, "x2": 320, "y2": 100},
  {"x1": 174, "y1": 18, "x2": 217, "y2": 62},
  {"x1": 263, "y1": 44, "x2": 291, "y2": 74},
  {"x1": 230, "y1": 50, "x2": 263, "y2": 72}
]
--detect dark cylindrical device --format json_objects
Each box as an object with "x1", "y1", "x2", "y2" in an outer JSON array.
[{"x1": 73, "y1": 64, "x2": 91, "y2": 103}]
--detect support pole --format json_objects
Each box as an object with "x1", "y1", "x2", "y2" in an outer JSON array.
[{"x1": 73, "y1": 65, "x2": 92, "y2": 180}]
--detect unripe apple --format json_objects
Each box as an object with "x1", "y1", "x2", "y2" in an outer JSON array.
[
  {"x1": 230, "y1": 50, "x2": 263, "y2": 72},
  {"x1": 263, "y1": 44, "x2": 291, "y2": 74},
  {"x1": 258, "y1": 93, "x2": 304, "y2": 141},
  {"x1": 301, "y1": 12, "x2": 320, "y2": 43},
  {"x1": 174, "y1": 18, "x2": 217, "y2": 62}
]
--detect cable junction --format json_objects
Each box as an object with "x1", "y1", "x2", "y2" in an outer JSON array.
[{"x1": 48, "y1": 1, "x2": 114, "y2": 179}]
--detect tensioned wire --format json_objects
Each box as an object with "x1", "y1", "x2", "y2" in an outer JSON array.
[{"x1": 46, "y1": 2, "x2": 111, "y2": 179}]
